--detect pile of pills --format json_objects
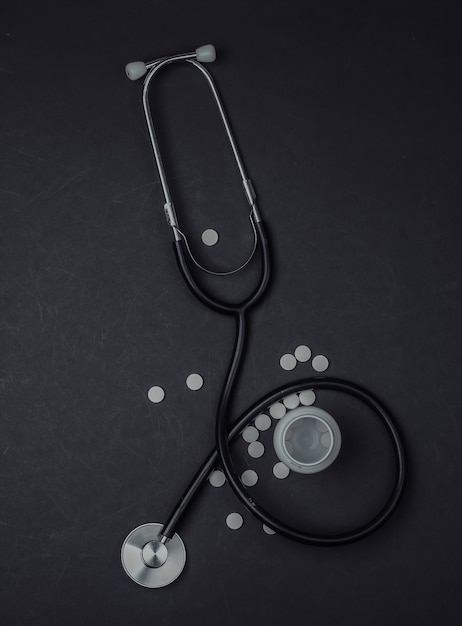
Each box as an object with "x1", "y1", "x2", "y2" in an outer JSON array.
[
  {"x1": 280, "y1": 345, "x2": 329, "y2": 373},
  {"x1": 147, "y1": 342, "x2": 330, "y2": 534}
]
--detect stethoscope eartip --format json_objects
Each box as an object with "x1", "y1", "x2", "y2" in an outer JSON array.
[
  {"x1": 125, "y1": 61, "x2": 148, "y2": 80},
  {"x1": 195, "y1": 44, "x2": 216, "y2": 63}
]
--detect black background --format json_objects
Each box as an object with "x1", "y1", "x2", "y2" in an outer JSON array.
[{"x1": 1, "y1": 1, "x2": 462, "y2": 624}]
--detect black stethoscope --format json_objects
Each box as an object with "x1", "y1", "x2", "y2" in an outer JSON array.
[{"x1": 121, "y1": 44, "x2": 406, "y2": 588}]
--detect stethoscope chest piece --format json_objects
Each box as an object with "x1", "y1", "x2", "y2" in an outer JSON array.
[{"x1": 121, "y1": 523, "x2": 186, "y2": 588}]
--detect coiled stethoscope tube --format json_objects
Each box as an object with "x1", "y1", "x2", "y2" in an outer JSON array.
[{"x1": 121, "y1": 44, "x2": 406, "y2": 588}]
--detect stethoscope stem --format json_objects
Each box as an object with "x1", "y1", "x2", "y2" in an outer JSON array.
[{"x1": 161, "y1": 309, "x2": 247, "y2": 539}]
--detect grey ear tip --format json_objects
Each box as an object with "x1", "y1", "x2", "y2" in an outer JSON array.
[
  {"x1": 196, "y1": 44, "x2": 216, "y2": 63},
  {"x1": 125, "y1": 61, "x2": 147, "y2": 80}
]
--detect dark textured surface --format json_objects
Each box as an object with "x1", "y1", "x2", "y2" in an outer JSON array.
[{"x1": 1, "y1": 2, "x2": 462, "y2": 624}]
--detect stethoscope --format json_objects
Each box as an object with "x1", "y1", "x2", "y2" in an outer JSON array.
[{"x1": 121, "y1": 44, "x2": 406, "y2": 588}]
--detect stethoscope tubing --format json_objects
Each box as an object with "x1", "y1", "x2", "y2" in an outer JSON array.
[
  {"x1": 161, "y1": 221, "x2": 406, "y2": 544},
  {"x1": 173, "y1": 220, "x2": 270, "y2": 314}
]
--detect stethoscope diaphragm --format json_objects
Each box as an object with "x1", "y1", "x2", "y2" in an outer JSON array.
[{"x1": 121, "y1": 523, "x2": 186, "y2": 588}]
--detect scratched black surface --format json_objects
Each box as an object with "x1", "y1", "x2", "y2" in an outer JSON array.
[{"x1": 1, "y1": 1, "x2": 462, "y2": 625}]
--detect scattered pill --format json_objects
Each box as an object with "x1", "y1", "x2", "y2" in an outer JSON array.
[
  {"x1": 299, "y1": 390, "x2": 316, "y2": 406},
  {"x1": 209, "y1": 470, "x2": 226, "y2": 487},
  {"x1": 315, "y1": 420, "x2": 328, "y2": 432},
  {"x1": 226, "y1": 512, "x2": 243, "y2": 530},
  {"x1": 241, "y1": 469, "x2": 259, "y2": 487},
  {"x1": 201, "y1": 229, "x2": 219, "y2": 246},
  {"x1": 280, "y1": 354, "x2": 297, "y2": 371},
  {"x1": 147, "y1": 386, "x2": 165, "y2": 403},
  {"x1": 273, "y1": 462, "x2": 290, "y2": 479},
  {"x1": 186, "y1": 373, "x2": 204, "y2": 390},
  {"x1": 269, "y1": 402, "x2": 286, "y2": 419},
  {"x1": 248, "y1": 441, "x2": 265, "y2": 458},
  {"x1": 294, "y1": 345, "x2": 311, "y2": 362},
  {"x1": 283, "y1": 394, "x2": 300, "y2": 409},
  {"x1": 255, "y1": 413, "x2": 272, "y2": 431},
  {"x1": 242, "y1": 426, "x2": 259, "y2": 443},
  {"x1": 312, "y1": 355, "x2": 329, "y2": 372}
]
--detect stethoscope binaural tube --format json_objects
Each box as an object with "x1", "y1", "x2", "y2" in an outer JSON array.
[{"x1": 128, "y1": 44, "x2": 261, "y2": 251}]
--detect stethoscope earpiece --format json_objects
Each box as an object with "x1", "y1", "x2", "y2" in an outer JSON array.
[
  {"x1": 195, "y1": 43, "x2": 216, "y2": 63},
  {"x1": 125, "y1": 44, "x2": 216, "y2": 82},
  {"x1": 125, "y1": 61, "x2": 147, "y2": 81}
]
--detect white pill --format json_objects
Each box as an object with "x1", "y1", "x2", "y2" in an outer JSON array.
[
  {"x1": 263, "y1": 524, "x2": 276, "y2": 535},
  {"x1": 147, "y1": 386, "x2": 165, "y2": 403},
  {"x1": 201, "y1": 229, "x2": 219, "y2": 246},
  {"x1": 226, "y1": 512, "x2": 243, "y2": 530},
  {"x1": 321, "y1": 432, "x2": 332, "y2": 448},
  {"x1": 312, "y1": 355, "x2": 329, "y2": 372},
  {"x1": 242, "y1": 426, "x2": 259, "y2": 443},
  {"x1": 280, "y1": 354, "x2": 297, "y2": 371},
  {"x1": 315, "y1": 420, "x2": 328, "y2": 432},
  {"x1": 299, "y1": 390, "x2": 316, "y2": 406},
  {"x1": 241, "y1": 469, "x2": 258, "y2": 487},
  {"x1": 283, "y1": 394, "x2": 300, "y2": 409},
  {"x1": 294, "y1": 345, "x2": 311, "y2": 362},
  {"x1": 273, "y1": 462, "x2": 290, "y2": 479},
  {"x1": 248, "y1": 441, "x2": 265, "y2": 458},
  {"x1": 255, "y1": 413, "x2": 272, "y2": 431},
  {"x1": 269, "y1": 402, "x2": 286, "y2": 419},
  {"x1": 209, "y1": 470, "x2": 226, "y2": 487},
  {"x1": 186, "y1": 373, "x2": 204, "y2": 390}
]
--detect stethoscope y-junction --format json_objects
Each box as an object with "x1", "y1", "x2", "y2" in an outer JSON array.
[{"x1": 121, "y1": 44, "x2": 406, "y2": 588}]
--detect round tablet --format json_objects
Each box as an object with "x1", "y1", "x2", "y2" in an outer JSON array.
[
  {"x1": 242, "y1": 426, "x2": 259, "y2": 443},
  {"x1": 263, "y1": 524, "x2": 276, "y2": 535},
  {"x1": 226, "y1": 512, "x2": 243, "y2": 530},
  {"x1": 147, "y1": 386, "x2": 165, "y2": 403},
  {"x1": 269, "y1": 402, "x2": 286, "y2": 420},
  {"x1": 280, "y1": 354, "x2": 297, "y2": 371},
  {"x1": 201, "y1": 229, "x2": 219, "y2": 246},
  {"x1": 315, "y1": 419, "x2": 328, "y2": 432},
  {"x1": 241, "y1": 469, "x2": 258, "y2": 487},
  {"x1": 273, "y1": 462, "x2": 290, "y2": 479},
  {"x1": 255, "y1": 413, "x2": 271, "y2": 431},
  {"x1": 321, "y1": 432, "x2": 332, "y2": 448},
  {"x1": 312, "y1": 355, "x2": 329, "y2": 372},
  {"x1": 208, "y1": 470, "x2": 226, "y2": 487},
  {"x1": 283, "y1": 394, "x2": 300, "y2": 409},
  {"x1": 248, "y1": 441, "x2": 265, "y2": 458},
  {"x1": 294, "y1": 345, "x2": 311, "y2": 362},
  {"x1": 299, "y1": 390, "x2": 316, "y2": 406},
  {"x1": 186, "y1": 373, "x2": 204, "y2": 390}
]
